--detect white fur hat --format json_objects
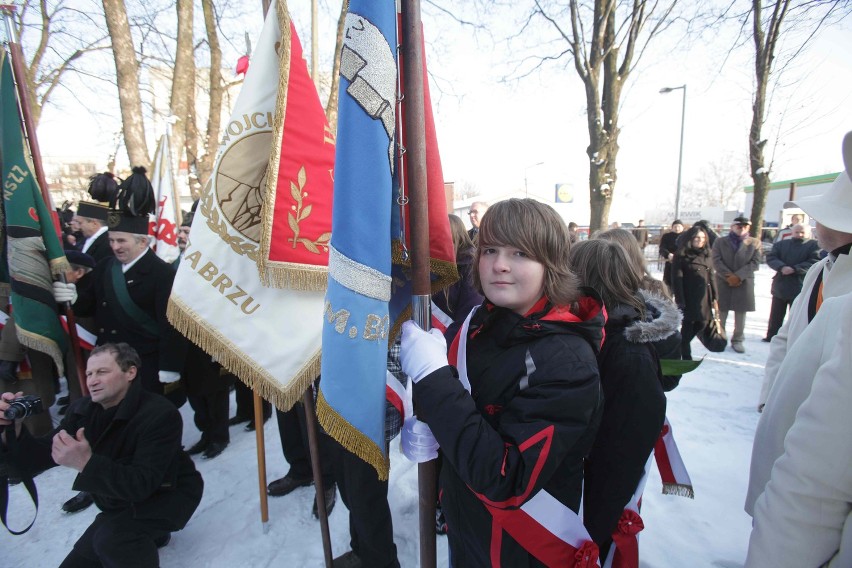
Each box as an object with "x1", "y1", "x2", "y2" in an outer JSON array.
[{"x1": 785, "y1": 131, "x2": 852, "y2": 233}]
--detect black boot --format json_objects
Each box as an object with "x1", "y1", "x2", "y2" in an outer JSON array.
[
  {"x1": 62, "y1": 491, "x2": 94, "y2": 513},
  {"x1": 312, "y1": 483, "x2": 337, "y2": 518},
  {"x1": 186, "y1": 437, "x2": 209, "y2": 456}
]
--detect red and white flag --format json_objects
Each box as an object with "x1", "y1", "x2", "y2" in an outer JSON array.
[{"x1": 150, "y1": 133, "x2": 181, "y2": 263}]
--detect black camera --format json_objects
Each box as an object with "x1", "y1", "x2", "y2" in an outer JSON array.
[{"x1": 3, "y1": 395, "x2": 44, "y2": 420}]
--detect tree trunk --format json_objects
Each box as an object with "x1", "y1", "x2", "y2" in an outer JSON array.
[
  {"x1": 169, "y1": 0, "x2": 194, "y2": 174},
  {"x1": 746, "y1": 0, "x2": 791, "y2": 239},
  {"x1": 198, "y1": 0, "x2": 223, "y2": 191},
  {"x1": 748, "y1": 80, "x2": 769, "y2": 237},
  {"x1": 102, "y1": 0, "x2": 149, "y2": 167},
  {"x1": 324, "y1": 0, "x2": 347, "y2": 133}
]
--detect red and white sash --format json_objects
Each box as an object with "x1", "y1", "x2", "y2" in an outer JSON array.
[
  {"x1": 430, "y1": 300, "x2": 454, "y2": 335},
  {"x1": 602, "y1": 419, "x2": 693, "y2": 568},
  {"x1": 451, "y1": 307, "x2": 600, "y2": 567},
  {"x1": 654, "y1": 417, "x2": 694, "y2": 498},
  {"x1": 603, "y1": 455, "x2": 652, "y2": 568}
]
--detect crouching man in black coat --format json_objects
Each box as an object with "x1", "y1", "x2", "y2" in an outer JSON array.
[{"x1": 0, "y1": 343, "x2": 203, "y2": 567}]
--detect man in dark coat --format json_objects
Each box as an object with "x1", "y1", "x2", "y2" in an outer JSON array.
[
  {"x1": 466, "y1": 201, "x2": 488, "y2": 242},
  {"x1": 177, "y1": 216, "x2": 233, "y2": 460},
  {"x1": 658, "y1": 219, "x2": 684, "y2": 288},
  {"x1": 712, "y1": 217, "x2": 761, "y2": 353},
  {"x1": 0, "y1": 343, "x2": 203, "y2": 567},
  {"x1": 56, "y1": 212, "x2": 187, "y2": 402},
  {"x1": 632, "y1": 219, "x2": 649, "y2": 251},
  {"x1": 74, "y1": 202, "x2": 115, "y2": 264},
  {"x1": 52, "y1": 213, "x2": 191, "y2": 515},
  {"x1": 763, "y1": 224, "x2": 820, "y2": 341}
]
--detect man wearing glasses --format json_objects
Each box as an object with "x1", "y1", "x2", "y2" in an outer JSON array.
[{"x1": 467, "y1": 201, "x2": 489, "y2": 241}]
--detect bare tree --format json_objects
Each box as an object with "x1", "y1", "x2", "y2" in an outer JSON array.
[
  {"x1": 168, "y1": 0, "x2": 194, "y2": 174},
  {"x1": 512, "y1": 0, "x2": 679, "y2": 232},
  {"x1": 9, "y1": 0, "x2": 109, "y2": 127},
  {"x1": 681, "y1": 152, "x2": 749, "y2": 210},
  {"x1": 744, "y1": 0, "x2": 849, "y2": 237},
  {"x1": 324, "y1": 0, "x2": 347, "y2": 132},
  {"x1": 195, "y1": 0, "x2": 225, "y2": 190},
  {"x1": 102, "y1": 0, "x2": 149, "y2": 167}
]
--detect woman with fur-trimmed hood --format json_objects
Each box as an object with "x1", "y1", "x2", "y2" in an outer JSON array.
[{"x1": 570, "y1": 239, "x2": 678, "y2": 561}]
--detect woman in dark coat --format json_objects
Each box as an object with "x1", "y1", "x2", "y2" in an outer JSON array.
[
  {"x1": 672, "y1": 225, "x2": 717, "y2": 360},
  {"x1": 570, "y1": 239, "x2": 670, "y2": 562}
]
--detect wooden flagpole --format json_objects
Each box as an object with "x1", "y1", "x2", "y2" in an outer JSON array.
[
  {"x1": 252, "y1": 391, "x2": 270, "y2": 533},
  {"x1": 1, "y1": 5, "x2": 89, "y2": 397},
  {"x1": 295, "y1": 1, "x2": 334, "y2": 564},
  {"x1": 302, "y1": 387, "x2": 334, "y2": 567},
  {"x1": 400, "y1": 1, "x2": 437, "y2": 566},
  {"x1": 251, "y1": 0, "x2": 272, "y2": 536}
]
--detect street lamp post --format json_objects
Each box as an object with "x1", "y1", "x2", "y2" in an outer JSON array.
[
  {"x1": 660, "y1": 85, "x2": 686, "y2": 220},
  {"x1": 524, "y1": 161, "x2": 545, "y2": 198}
]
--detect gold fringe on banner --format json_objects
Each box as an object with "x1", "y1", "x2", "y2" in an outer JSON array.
[
  {"x1": 316, "y1": 389, "x2": 390, "y2": 481},
  {"x1": 49, "y1": 256, "x2": 71, "y2": 277},
  {"x1": 17, "y1": 326, "x2": 64, "y2": 376},
  {"x1": 261, "y1": 262, "x2": 328, "y2": 292},
  {"x1": 257, "y1": 2, "x2": 295, "y2": 291},
  {"x1": 167, "y1": 295, "x2": 320, "y2": 413},
  {"x1": 257, "y1": 1, "x2": 333, "y2": 293}
]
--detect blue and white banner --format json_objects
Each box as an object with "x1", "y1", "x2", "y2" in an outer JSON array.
[{"x1": 317, "y1": 0, "x2": 398, "y2": 479}]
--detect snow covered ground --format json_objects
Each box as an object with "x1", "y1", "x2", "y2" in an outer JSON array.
[{"x1": 2, "y1": 265, "x2": 781, "y2": 567}]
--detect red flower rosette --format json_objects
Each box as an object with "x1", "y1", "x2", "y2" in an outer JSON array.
[
  {"x1": 616, "y1": 509, "x2": 644, "y2": 536},
  {"x1": 573, "y1": 540, "x2": 600, "y2": 568}
]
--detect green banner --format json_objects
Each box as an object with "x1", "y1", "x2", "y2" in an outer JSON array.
[{"x1": 1, "y1": 49, "x2": 69, "y2": 374}]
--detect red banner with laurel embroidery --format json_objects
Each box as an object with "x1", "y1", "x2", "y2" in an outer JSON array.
[{"x1": 259, "y1": 17, "x2": 334, "y2": 291}]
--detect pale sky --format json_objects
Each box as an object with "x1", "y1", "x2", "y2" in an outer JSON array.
[{"x1": 35, "y1": 3, "x2": 852, "y2": 225}]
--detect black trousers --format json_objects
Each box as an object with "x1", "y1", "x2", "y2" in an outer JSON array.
[
  {"x1": 766, "y1": 296, "x2": 794, "y2": 340},
  {"x1": 680, "y1": 320, "x2": 707, "y2": 361},
  {"x1": 59, "y1": 509, "x2": 169, "y2": 568},
  {"x1": 275, "y1": 402, "x2": 333, "y2": 486},
  {"x1": 188, "y1": 390, "x2": 230, "y2": 445},
  {"x1": 330, "y1": 439, "x2": 399, "y2": 568}
]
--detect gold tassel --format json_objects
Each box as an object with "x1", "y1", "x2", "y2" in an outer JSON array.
[
  {"x1": 16, "y1": 327, "x2": 64, "y2": 376},
  {"x1": 316, "y1": 390, "x2": 390, "y2": 481}
]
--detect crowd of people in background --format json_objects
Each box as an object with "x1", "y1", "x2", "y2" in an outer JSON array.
[{"x1": 1, "y1": 130, "x2": 851, "y2": 567}]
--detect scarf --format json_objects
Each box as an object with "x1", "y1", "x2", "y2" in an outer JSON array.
[{"x1": 727, "y1": 230, "x2": 744, "y2": 251}]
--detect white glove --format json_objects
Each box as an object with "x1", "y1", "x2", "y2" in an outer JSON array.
[
  {"x1": 401, "y1": 416, "x2": 439, "y2": 463},
  {"x1": 52, "y1": 282, "x2": 77, "y2": 304},
  {"x1": 158, "y1": 370, "x2": 181, "y2": 384},
  {"x1": 400, "y1": 321, "x2": 448, "y2": 383}
]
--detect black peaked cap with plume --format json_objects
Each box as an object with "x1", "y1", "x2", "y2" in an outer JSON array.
[
  {"x1": 88, "y1": 171, "x2": 119, "y2": 207},
  {"x1": 115, "y1": 166, "x2": 156, "y2": 217},
  {"x1": 107, "y1": 166, "x2": 155, "y2": 235}
]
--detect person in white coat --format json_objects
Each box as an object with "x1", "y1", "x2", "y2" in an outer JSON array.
[
  {"x1": 745, "y1": 290, "x2": 852, "y2": 567},
  {"x1": 745, "y1": 130, "x2": 852, "y2": 566}
]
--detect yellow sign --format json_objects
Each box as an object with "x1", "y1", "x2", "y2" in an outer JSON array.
[{"x1": 555, "y1": 183, "x2": 573, "y2": 203}]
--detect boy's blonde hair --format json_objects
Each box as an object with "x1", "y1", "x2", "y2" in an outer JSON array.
[{"x1": 473, "y1": 199, "x2": 580, "y2": 306}]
